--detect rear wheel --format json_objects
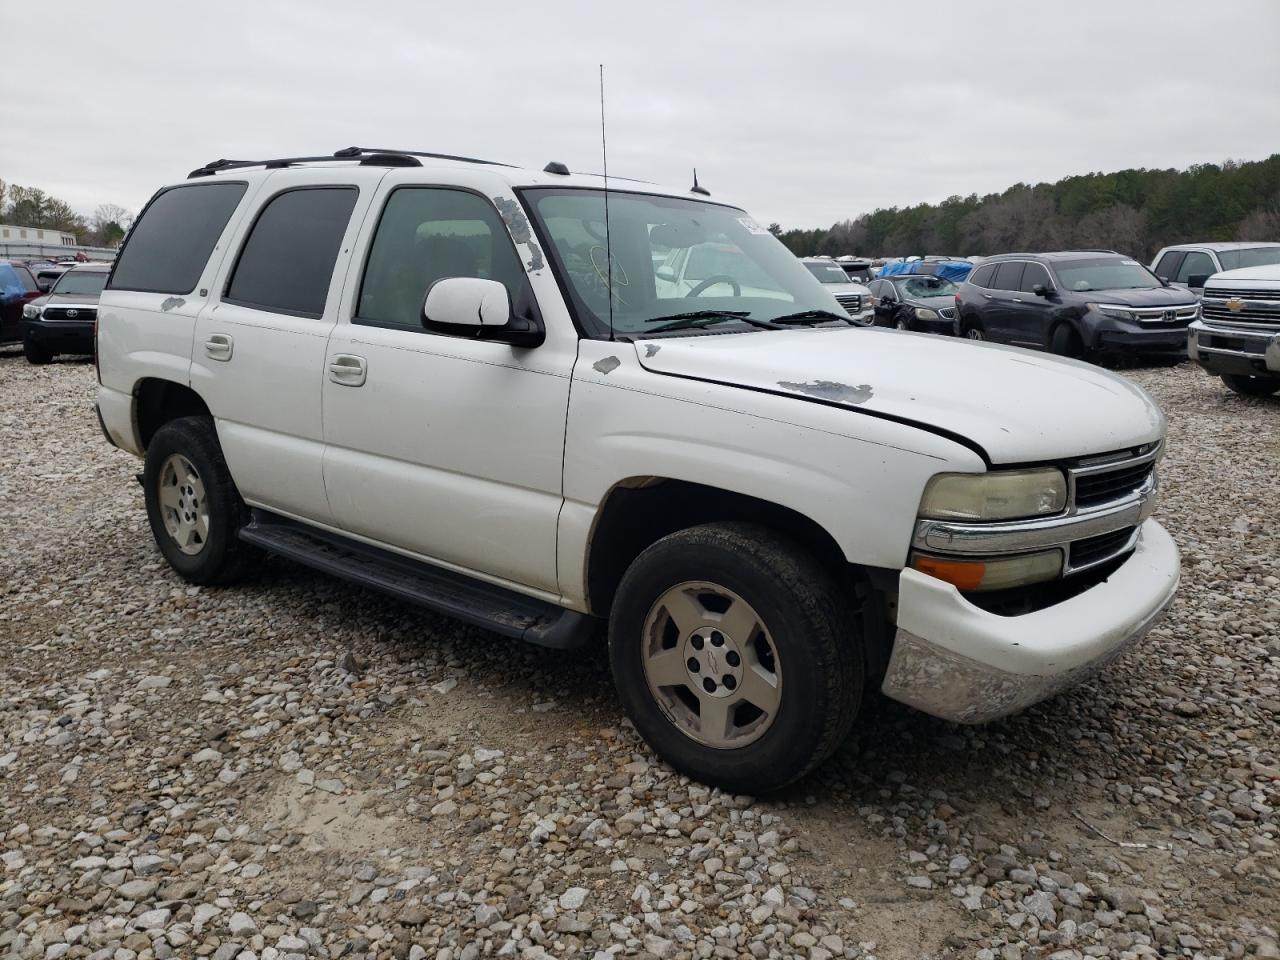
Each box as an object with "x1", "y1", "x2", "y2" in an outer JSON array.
[
  {"x1": 23, "y1": 339, "x2": 53, "y2": 365},
  {"x1": 143, "y1": 417, "x2": 255, "y2": 584},
  {"x1": 1050, "y1": 323, "x2": 1085, "y2": 359},
  {"x1": 1221, "y1": 373, "x2": 1280, "y2": 397},
  {"x1": 608, "y1": 522, "x2": 862, "y2": 794}
]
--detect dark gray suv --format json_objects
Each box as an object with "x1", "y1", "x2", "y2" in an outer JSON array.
[{"x1": 954, "y1": 251, "x2": 1200, "y2": 360}]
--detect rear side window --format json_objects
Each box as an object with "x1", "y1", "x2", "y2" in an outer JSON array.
[
  {"x1": 14, "y1": 266, "x2": 37, "y2": 292},
  {"x1": 109, "y1": 182, "x2": 247, "y2": 294},
  {"x1": 225, "y1": 187, "x2": 358, "y2": 318},
  {"x1": 1019, "y1": 263, "x2": 1052, "y2": 292},
  {"x1": 356, "y1": 187, "x2": 526, "y2": 330},
  {"x1": 992, "y1": 262, "x2": 1025, "y2": 291},
  {"x1": 969, "y1": 263, "x2": 995, "y2": 288}
]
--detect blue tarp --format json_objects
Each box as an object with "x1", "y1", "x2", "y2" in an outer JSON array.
[{"x1": 879, "y1": 259, "x2": 973, "y2": 283}]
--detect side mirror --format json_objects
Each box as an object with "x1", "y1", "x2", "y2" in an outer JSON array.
[
  {"x1": 1187, "y1": 273, "x2": 1210, "y2": 288},
  {"x1": 1156, "y1": 275, "x2": 1171, "y2": 286},
  {"x1": 37, "y1": 280, "x2": 52, "y2": 292},
  {"x1": 422, "y1": 276, "x2": 543, "y2": 347},
  {"x1": 1031, "y1": 283, "x2": 1048, "y2": 297},
  {"x1": 655, "y1": 268, "x2": 677, "y2": 283}
]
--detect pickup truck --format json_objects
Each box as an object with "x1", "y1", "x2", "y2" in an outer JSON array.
[
  {"x1": 1187, "y1": 264, "x2": 1280, "y2": 397},
  {"x1": 94, "y1": 147, "x2": 1180, "y2": 792}
]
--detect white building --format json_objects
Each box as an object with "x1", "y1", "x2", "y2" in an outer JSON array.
[{"x1": 0, "y1": 223, "x2": 78, "y2": 247}]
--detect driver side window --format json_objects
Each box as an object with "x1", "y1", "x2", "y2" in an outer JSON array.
[{"x1": 357, "y1": 188, "x2": 526, "y2": 331}]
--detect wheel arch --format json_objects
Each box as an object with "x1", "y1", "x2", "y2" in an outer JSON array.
[{"x1": 133, "y1": 377, "x2": 214, "y2": 451}]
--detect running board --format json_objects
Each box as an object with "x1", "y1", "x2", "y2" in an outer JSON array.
[{"x1": 238, "y1": 511, "x2": 595, "y2": 649}]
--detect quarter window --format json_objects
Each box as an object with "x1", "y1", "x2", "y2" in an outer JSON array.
[
  {"x1": 109, "y1": 182, "x2": 247, "y2": 294},
  {"x1": 1174, "y1": 251, "x2": 1215, "y2": 285},
  {"x1": 357, "y1": 188, "x2": 526, "y2": 330},
  {"x1": 969, "y1": 263, "x2": 995, "y2": 288},
  {"x1": 225, "y1": 187, "x2": 358, "y2": 318},
  {"x1": 992, "y1": 261, "x2": 1025, "y2": 291}
]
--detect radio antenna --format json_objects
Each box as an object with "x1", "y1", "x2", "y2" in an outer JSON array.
[{"x1": 599, "y1": 64, "x2": 615, "y2": 342}]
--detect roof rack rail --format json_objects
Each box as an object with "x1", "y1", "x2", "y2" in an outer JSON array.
[{"x1": 187, "y1": 146, "x2": 513, "y2": 180}]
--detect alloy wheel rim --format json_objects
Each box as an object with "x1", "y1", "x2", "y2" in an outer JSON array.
[
  {"x1": 967, "y1": 327, "x2": 984, "y2": 340},
  {"x1": 158, "y1": 453, "x2": 209, "y2": 556},
  {"x1": 640, "y1": 581, "x2": 782, "y2": 749}
]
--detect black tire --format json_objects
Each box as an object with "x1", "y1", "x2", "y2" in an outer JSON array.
[
  {"x1": 23, "y1": 339, "x2": 53, "y2": 365},
  {"x1": 962, "y1": 317, "x2": 985, "y2": 341},
  {"x1": 1221, "y1": 373, "x2": 1280, "y2": 397},
  {"x1": 608, "y1": 522, "x2": 862, "y2": 794},
  {"x1": 143, "y1": 417, "x2": 255, "y2": 585},
  {"x1": 894, "y1": 315, "x2": 910, "y2": 331},
  {"x1": 1050, "y1": 323, "x2": 1085, "y2": 359}
]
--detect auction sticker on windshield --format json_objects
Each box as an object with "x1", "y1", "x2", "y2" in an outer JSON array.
[{"x1": 737, "y1": 216, "x2": 770, "y2": 235}]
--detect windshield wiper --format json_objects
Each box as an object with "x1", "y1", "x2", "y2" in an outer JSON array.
[
  {"x1": 643, "y1": 310, "x2": 778, "y2": 333},
  {"x1": 768, "y1": 309, "x2": 855, "y2": 326}
]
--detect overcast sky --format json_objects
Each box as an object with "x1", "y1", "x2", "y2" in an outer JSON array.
[{"x1": 3, "y1": 0, "x2": 1277, "y2": 229}]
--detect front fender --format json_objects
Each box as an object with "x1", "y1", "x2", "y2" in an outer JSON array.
[{"x1": 557, "y1": 341, "x2": 983, "y2": 607}]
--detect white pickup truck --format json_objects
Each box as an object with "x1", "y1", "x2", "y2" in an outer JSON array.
[
  {"x1": 94, "y1": 148, "x2": 1180, "y2": 792},
  {"x1": 1187, "y1": 264, "x2": 1280, "y2": 397}
]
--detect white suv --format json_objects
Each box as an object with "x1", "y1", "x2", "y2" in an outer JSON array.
[{"x1": 95, "y1": 147, "x2": 1180, "y2": 792}]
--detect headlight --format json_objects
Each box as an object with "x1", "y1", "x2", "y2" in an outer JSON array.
[
  {"x1": 911, "y1": 548, "x2": 1064, "y2": 592},
  {"x1": 1087, "y1": 303, "x2": 1134, "y2": 322},
  {"x1": 914, "y1": 307, "x2": 940, "y2": 321},
  {"x1": 23, "y1": 304, "x2": 41, "y2": 319},
  {"x1": 919, "y1": 468, "x2": 1067, "y2": 521}
]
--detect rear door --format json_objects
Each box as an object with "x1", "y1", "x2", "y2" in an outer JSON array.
[
  {"x1": 190, "y1": 170, "x2": 375, "y2": 524},
  {"x1": 984, "y1": 261, "x2": 1025, "y2": 342},
  {"x1": 1008, "y1": 262, "x2": 1055, "y2": 347}
]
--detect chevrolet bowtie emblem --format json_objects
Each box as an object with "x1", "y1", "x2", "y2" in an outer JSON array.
[{"x1": 1226, "y1": 297, "x2": 1244, "y2": 312}]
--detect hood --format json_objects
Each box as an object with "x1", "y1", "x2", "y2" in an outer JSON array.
[
  {"x1": 42, "y1": 293, "x2": 101, "y2": 306},
  {"x1": 635, "y1": 327, "x2": 1164, "y2": 464},
  {"x1": 903, "y1": 294, "x2": 956, "y2": 311},
  {"x1": 822, "y1": 281, "x2": 871, "y2": 296},
  {"x1": 1207, "y1": 264, "x2": 1280, "y2": 285},
  {"x1": 1081, "y1": 286, "x2": 1197, "y2": 307}
]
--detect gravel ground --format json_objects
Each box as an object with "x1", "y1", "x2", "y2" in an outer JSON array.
[{"x1": 0, "y1": 352, "x2": 1277, "y2": 960}]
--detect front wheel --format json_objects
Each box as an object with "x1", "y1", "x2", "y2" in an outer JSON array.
[
  {"x1": 894, "y1": 316, "x2": 910, "y2": 331},
  {"x1": 1222, "y1": 373, "x2": 1280, "y2": 397},
  {"x1": 23, "y1": 338, "x2": 53, "y2": 364},
  {"x1": 608, "y1": 522, "x2": 862, "y2": 794},
  {"x1": 1050, "y1": 323, "x2": 1085, "y2": 359},
  {"x1": 143, "y1": 417, "x2": 256, "y2": 584}
]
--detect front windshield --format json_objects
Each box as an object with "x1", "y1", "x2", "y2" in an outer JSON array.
[
  {"x1": 895, "y1": 276, "x2": 959, "y2": 299},
  {"x1": 804, "y1": 262, "x2": 849, "y2": 284},
  {"x1": 1218, "y1": 247, "x2": 1280, "y2": 270},
  {"x1": 51, "y1": 271, "x2": 107, "y2": 296},
  {"x1": 523, "y1": 188, "x2": 847, "y2": 337},
  {"x1": 1053, "y1": 258, "x2": 1159, "y2": 292}
]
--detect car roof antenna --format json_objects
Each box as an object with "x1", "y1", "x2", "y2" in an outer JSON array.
[
  {"x1": 691, "y1": 169, "x2": 710, "y2": 196},
  {"x1": 599, "y1": 63, "x2": 615, "y2": 343}
]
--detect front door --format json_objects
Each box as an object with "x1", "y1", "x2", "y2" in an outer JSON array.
[
  {"x1": 321, "y1": 184, "x2": 574, "y2": 596},
  {"x1": 191, "y1": 173, "x2": 370, "y2": 524},
  {"x1": 1008, "y1": 261, "x2": 1056, "y2": 347}
]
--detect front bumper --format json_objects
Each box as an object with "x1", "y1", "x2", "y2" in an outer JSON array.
[
  {"x1": 24, "y1": 319, "x2": 95, "y2": 354},
  {"x1": 1093, "y1": 324, "x2": 1189, "y2": 354},
  {"x1": 881, "y1": 518, "x2": 1179, "y2": 724},
  {"x1": 1187, "y1": 320, "x2": 1280, "y2": 376}
]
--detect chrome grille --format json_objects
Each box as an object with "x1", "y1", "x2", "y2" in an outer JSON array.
[
  {"x1": 1070, "y1": 446, "x2": 1159, "y2": 510},
  {"x1": 1201, "y1": 290, "x2": 1280, "y2": 329},
  {"x1": 834, "y1": 293, "x2": 862, "y2": 312},
  {"x1": 938, "y1": 306, "x2": 956, "y2": 319},
  {"x1": 1130, "y1": 304, "x2": 1199, "y2": 326}
]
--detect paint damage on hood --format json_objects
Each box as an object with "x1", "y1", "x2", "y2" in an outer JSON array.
[{"x1": 634, "y1": 328, "x2": 1165, "y2": 464}]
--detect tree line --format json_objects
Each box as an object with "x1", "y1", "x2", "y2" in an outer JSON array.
[
  {"x1": 0, "y1": 178, "x2": 134, "y2": 248},
  {"x1": 772, "y1": 154, "x2": 1280, "y2": 262}
]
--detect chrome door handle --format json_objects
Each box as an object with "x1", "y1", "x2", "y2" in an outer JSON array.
[
  {"x1": 328, "y1": 354, "x2": 367, "y2": 387},
  {"x1": 981, "y1": 294, "x2": 993, "y2": 300},
  {"x1": 1012, "y1": 297, "x2": 1024, "y2": 303},
  {"x1": 204, "y1": 334, "x2": 233, "y2": 361}
]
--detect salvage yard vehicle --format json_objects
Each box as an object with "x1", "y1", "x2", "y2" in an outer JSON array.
[
  {"x1": 0, "y1": 259, "x2": 43, "y2": 345},
  {"x1": 21, "y1": 262, "x2": 109, "y2": 363},
  {"x1": 956, "y1": 252, "x2": 1199, "y2": 359},
  {"x1": 1187, "y1": 264, "x2": 1280, "y2": 397},
  {"x1": 800, "y1": 257, "x2": 873, "y2": 324},
  {"x1": 95, "y1": 148, "x2": 1180, "y2": 792},
  {"x1": 1150, "y1": 242, "x2": 1280, "y2": 296},
  {"x1": 867, "y1": 273, "x2": 960, "y2": 334}
]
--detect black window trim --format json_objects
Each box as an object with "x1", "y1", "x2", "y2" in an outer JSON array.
[
  {"x1": 991, "y1": 259, "x2": 1027, "y2": 293},
  {"x1": 1017, "y1": 261, "x2": 1054, "y2": 293},
  {"x1": 106, "y1": 180, "x2": 250, "y2": 296},
  {"x1": 1154, "y1": 249, "x2": 1184, "y2": 279},
  {"x1": 351, "y1": 183, "x2": 540, "y2": 339},
  {"x1": 221, "y1": 183, "x2": 360, "y2": 321}
]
